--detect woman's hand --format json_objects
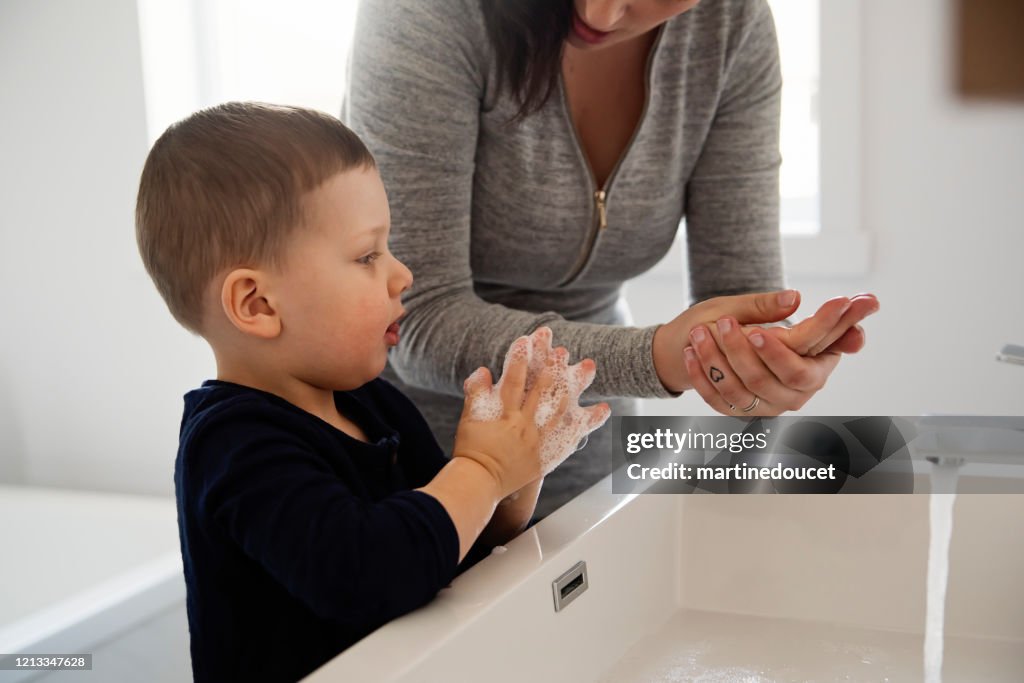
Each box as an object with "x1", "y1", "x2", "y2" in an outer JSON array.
[
  {"x1": 683, "y1": 293, "x2": 880, "y2": 415},
  {"x1": 755, "y1": 293, "x2": 878, "y2": 356},
  {"x1": 652, "y1": 290, "x2": 803, "y2": 393}
]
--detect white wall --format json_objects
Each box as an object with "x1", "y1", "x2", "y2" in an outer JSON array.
[
  {"x1": 0, "y1": 0, "x2": 1021, "y2": 496},
  {"x1": 0, "y1": 0, "x2": 211, "y2": 494},
  {"x1": 632, "y1": 0, "x2": 1024, "y2": 418}
]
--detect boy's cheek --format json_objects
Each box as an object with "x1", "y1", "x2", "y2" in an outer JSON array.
[{"x1": 348, "y1": 298, "x2": 390, "y2": 327}]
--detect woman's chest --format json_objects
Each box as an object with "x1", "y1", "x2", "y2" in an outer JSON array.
[
  {"x1": 472, "y1": 91, "x2": 708, "y2": 290},
  {"x1": 561, "y1": 35, "x2": 656, "y2": 188},
  {"x1": 469, "y1": 24, "x2": 724, "y2": 291}
]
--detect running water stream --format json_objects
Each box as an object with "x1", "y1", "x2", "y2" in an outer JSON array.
[{"x1": 924, "y1": 461, "x2": 961, "y2": 683}]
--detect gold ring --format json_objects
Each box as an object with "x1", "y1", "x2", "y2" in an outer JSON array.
[{"x1": 741, "y1": 396, "x2": 760, "y2": 413}]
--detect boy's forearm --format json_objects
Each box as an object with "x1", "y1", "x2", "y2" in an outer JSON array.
[
  {"x1": 479, "y1": 478, "x2": 542, "y2": 548},
  {"x1": 416, "y1": 457, "x2": 501, "y2": 563}
]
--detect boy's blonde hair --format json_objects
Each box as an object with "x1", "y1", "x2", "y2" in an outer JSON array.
[{"x1": 136, "y1": 102, "x2": 375, "y2": 334}]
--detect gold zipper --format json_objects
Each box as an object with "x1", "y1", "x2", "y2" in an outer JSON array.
[
  {"x1": 595, "y1": 189, "x2": 608, "y2": 231},
  {"x1": 558, "y1": 190, "x2": 608, "y2": 286},
  {"x1": 556, "y1": 25, "x2": 665, "y2": 287}
]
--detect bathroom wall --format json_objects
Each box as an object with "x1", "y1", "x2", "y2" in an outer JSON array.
[
  {"x1": 0, "y1": 0, "x2": 1021, "y2": 496},
  {"x1": 631, "y1": 0, "x2": 1024, "y2": 418},
  {"x1": 0, "y1": 0, "x2": 211, "y2": 494}
]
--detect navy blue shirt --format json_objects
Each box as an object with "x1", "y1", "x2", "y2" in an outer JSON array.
[{"x1": 175, "y1": 378, "x2": 462, "y2": 682}]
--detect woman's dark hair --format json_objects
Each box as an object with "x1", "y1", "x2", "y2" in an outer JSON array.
[{"x1": 480, "y1": 0, "x2": 574, "y2": 121}]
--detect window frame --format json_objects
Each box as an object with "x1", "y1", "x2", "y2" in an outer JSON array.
[
  {"x1": 641, "y1": 0, "x2": 870, "y2": 283},
  {"x1": 785, "y1": 0, "x2": 871, "y2": 277}
]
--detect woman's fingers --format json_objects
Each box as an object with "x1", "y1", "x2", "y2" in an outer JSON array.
[
  {"x1": 747, "y1": 328, "x2": 840, "y2": 406},
  {"x1": 688, "y1": 324, "x2": 774, "y2": 414},
  {"x1": 750, "y1": 315, "x2": 871, "y2": 356},
  {"x1": 716, "y1": 317, "x2": 807, "y2": 408},
  {"x1": 780, "y1": 296, "x2": 851, "y2": 355},
  {"x1": 683, "y1": 343, "x2": 744, "y2": 415},
  {"x1": 679, "y1": 293, "x2": 870, "y2": 416},
  {"x1": 823, "y1": 324, "x2": 865, "y2": 355},
  {"x1": 768, "y1": 293, "x2": 877, "y2": 355},
  {"x1": 807, "y1": 295, "x2": 879, "y2": 356},
  {"x1": 699, "y1": 289, "x2": 802, "y2": 326}
]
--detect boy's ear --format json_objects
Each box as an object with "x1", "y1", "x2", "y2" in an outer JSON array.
[{"x1": 220, "y1": 268, "x2": 282, "y2": 339}]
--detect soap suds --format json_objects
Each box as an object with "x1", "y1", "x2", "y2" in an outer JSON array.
[{"x1": 463, "y1": 327, "x2": 610, "y2": 475}]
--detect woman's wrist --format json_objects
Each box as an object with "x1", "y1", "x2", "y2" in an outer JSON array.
[{"x1": 651, "y1": 323, "x2": 691, "y2": 395}]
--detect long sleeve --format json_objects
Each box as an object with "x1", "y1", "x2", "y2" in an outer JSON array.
[
  {"x1": 344, "y1": 0, "x2": 673, "y2": 402},
  {"x1": 191, "y1": 401, "x2": 460, "y2": 629},
  {"x1": 685, "y1": 0, "x2": 786, "y2": 304}
]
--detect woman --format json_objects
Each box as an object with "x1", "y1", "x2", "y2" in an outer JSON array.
[{"x1": 344, "y1": 0, "x2": 877, "y2": 518}]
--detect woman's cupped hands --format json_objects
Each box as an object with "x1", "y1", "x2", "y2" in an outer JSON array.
[{"x1": 652, "y1": 290, "x2": 879, "y2": 416}]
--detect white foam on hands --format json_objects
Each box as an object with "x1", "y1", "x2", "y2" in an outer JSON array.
[{"x1": 464, "y1": 327, "x2": 610, "y2": 475}]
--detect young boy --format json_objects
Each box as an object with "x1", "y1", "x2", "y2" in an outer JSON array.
[{"x1": 135, "y1": 102, "x2": 608, "y2": 682}]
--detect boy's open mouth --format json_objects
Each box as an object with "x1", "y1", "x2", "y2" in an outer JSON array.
[{"x1": 385, "y1": 312, "x2": 405, "y2": 345}]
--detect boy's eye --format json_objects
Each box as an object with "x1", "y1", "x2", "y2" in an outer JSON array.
[{"x1": 356, "y1": 252, "x2": 381, "y2": 265}]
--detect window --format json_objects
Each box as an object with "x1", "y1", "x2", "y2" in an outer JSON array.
[
  {"x1": 644, "y1": 0, "x2": 869, "y2": 279},
  {"x1": 136, "y1": 0, "x2": 357, "y2": 140},
  {"x1": 768, "y1": 0, "x2": 820, "y2": 237}
]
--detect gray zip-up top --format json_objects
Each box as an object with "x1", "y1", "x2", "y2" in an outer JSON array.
[{"x1": 345, "y1": 0, "x2": 784, "y2": 515}]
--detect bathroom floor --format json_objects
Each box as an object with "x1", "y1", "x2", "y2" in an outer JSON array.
[
  {"x1": 598, "y1": 609, "x2": 1024, "y2": 682},
  {"x1": 28, "y1": 602, "x2": 191, "y2": 683}
]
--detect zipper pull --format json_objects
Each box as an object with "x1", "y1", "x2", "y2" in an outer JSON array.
[{"x1": 595, "y1": 190, "x2": 608, "y2": 231}]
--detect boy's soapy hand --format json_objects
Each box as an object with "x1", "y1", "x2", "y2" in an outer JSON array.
[
  {"x1": 515, "y1": 328, "x2": 610, "y2": 475},
  {"x1": 452, "y1": 336, "x2": 561, "y2": 499},
  {"x1": 453, "y1": 328, "x2": 610, "y2": 498}
]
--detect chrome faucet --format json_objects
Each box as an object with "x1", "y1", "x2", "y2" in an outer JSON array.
[
  {"x1": 907, "y1": 346, "x2": 1024, "y2": 490},
  {"x1": 996, "y1": 343, "x2": 1024, "y2": 366},
  {"x1": 915, "y1": 416, "x2": 1024, "y2": 466}
]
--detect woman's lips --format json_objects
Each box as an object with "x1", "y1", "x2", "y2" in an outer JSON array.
[
  {"x1": 385, "y1": 321, "x2": 400, "y2": 346},
  {"x1": 571, "y1": 10, "x2": 612, "y2": 45}
]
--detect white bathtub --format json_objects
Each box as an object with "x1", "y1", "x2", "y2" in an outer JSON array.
[
  {"x1": 304, "y1": 469, "x2": 1024, "y2": 681},
  {"x1": 0, "y1": 485, "x2": 183, "y2": 682}
]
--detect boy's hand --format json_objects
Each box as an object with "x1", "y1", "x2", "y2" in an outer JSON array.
[
  {"x1": 453, "y1": 329, "x2": 610, "y2": 499},
  {"x1": 453, "y1": 338, "x2": 558, "y2": 498},
  {"x1": 516, "y1": 327, "x2": 610, "y2": 472}
]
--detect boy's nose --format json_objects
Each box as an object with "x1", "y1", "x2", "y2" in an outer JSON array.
[{"x1": 391, "y1": 255, "x2": 413, "y2": 295}]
